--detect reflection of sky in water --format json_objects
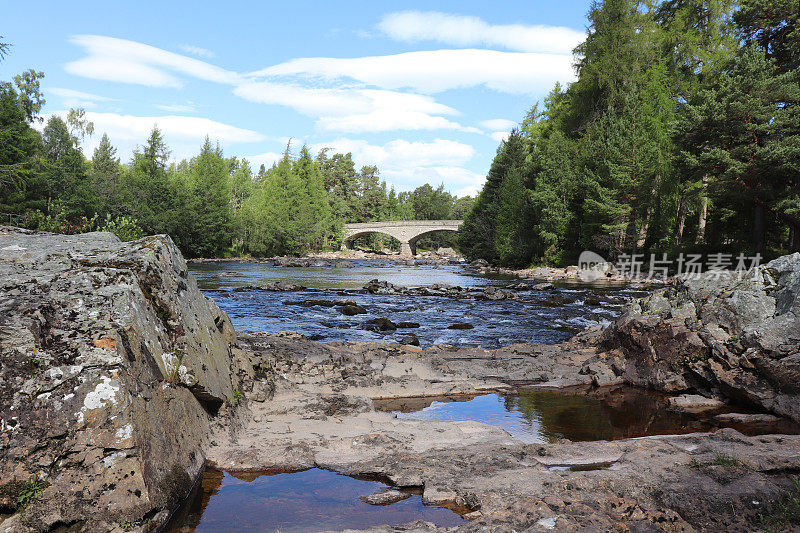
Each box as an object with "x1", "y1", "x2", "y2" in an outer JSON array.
[
  {"x1": 189, "y1": 260, "x2": 648, "y2": 348},
  {"x1": 166, "y1": 468, "x2": 462, "y2": 533},
  {"x1": 391, "y1": 390, "x2": 728, "y2": 443},
  {"x1": 399, "y1": 394, "x2": 545, "y2": 443}
]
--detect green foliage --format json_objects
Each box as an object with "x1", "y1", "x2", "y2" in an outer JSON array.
[
  {"x1": 458, "y1": 0, "x2": 800, "y2": 266},
  {"x1": 761, "y1": 478, "x2": 800, "y2": 531},
  {"x1": 16, "y1": 476, "x2": 45, "y2": 511},
  {"x1": 230, "y1": 388, "x2": 245, "y2": 405},
  {"x1": 29, "y1": 347, "x2": 45, "y2": 375},
  {"x1": 120, "y1": 519, "x2": 141, "y2": 531},
  {"x1": 713, "y1": 453, "x2": 741, "y2": 467}
]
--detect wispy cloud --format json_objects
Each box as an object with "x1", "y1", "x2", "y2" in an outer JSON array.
[
  {"x1": 48, "y1": 87, "x2": 114, "y2": 108},
  {"x1": 65, "y1": 35, "x2": 241, "y2": 87},
  {"x1": 305, "y1": 137, "x2": 481, "y2": 193},
  {"x1": 489, "y1": 131, "x2": 511, "y2": 143},
  {"x1": 378, "y1": 11, "x2": 584, "y2": 55},
  {"x1": 179, "y1": 44, "x2": 215, "y2": 58},
  {"x1": 479, "y1": 118, "x2": 517, "y2": 131},
  {"x1": 251, "y1": 49, "x2": 575, "y2": 95},
  {"x1": 47, "y1": 110, "x2": 265, "y2": 161},
  {"x1": 155, "y1": 103, "x2": 197, "y2": 113},
  {"x1": 235, "y1": 82, "x2": 479, "y2": 134}
]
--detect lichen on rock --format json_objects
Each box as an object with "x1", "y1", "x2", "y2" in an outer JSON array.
[{"x1": 0, "y1": 227, "x2": 248, "y2": 531}]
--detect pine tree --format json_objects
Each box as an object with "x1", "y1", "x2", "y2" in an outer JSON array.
[
  {"x1": 91, "y1": 133, "x2": 122, "y2": 216},
  {"x1": 294, "y1": 146, "x2": 332, "y2": 249},
  {"x1": 185, "y1": 137, "x2": 233, "y2": 257},
  {"x1": 678, "y1": 44, "x2": 800, "y2": 252}
]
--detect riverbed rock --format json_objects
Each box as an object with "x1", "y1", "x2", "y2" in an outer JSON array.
[
  {"x1": 285, "y1": 299, "x2": 337, "y2": 308},
  {"x1": 448, "y1": 323, "x2": 474, "y2": 330},
  {"x1": 713, "y1": 412, "x2": 782, "y2": 424},
  {"x1": 366, "y1": 318, "x2": 398, "y2": 332},
  {"x1": 360, "y1": 489, "x2": 411, "y2": 506},
  {"x1": 238, "y1": 280, "x2": 305, "y2": 291},
  {"x1": 341, "y1": 304, "x2": 368, "y2": 316},
  {"x1": 667, "y1": 394, "x2": 726, "y2": 413},
  {"x1": 399, "y1": 334, "x2": 420, "y2": 346},
  {"x1": 0, "y1": 228, "x2": 247, "y2": 531},
  {"x1": 600, "y1": 253, "x2": 800, "y2": 422},
  {"x1": 363, "y1": 279, "x2": 402, "y2": 295},
  {"x1": 479, "y1": 286, "x2": 518, "y2": 301}
]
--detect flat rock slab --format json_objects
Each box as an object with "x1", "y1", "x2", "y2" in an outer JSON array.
[
  {"x1": 360, "y1": 489, "x2": 411, "y2": 505},
  {"x1": 667, "y1": 394, "x2": 726, "y2": 413}
]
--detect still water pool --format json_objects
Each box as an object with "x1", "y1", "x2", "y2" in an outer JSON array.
[{"x1": 164, "y1": 468, "x2": 463, "y2": 532}]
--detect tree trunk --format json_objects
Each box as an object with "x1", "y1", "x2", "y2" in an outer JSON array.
[
  {"x1": 753, "y1": 203, "x2": 765, "y2": 253},
  {"x1": 637, "y1": 175, "x2": 660, "y2": 250},
  {"x1": 695, "y1": 175, "x2": 709, "y2": 245},
  {"x1": 676, "y1": 195, "x2": 687, "y2": 246},
  {"x1": 790, "y1": 224, "x2": 800, "y2": 252}
]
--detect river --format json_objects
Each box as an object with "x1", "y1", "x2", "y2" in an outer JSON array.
[{"x1": 189, "y1": 259, "x2": 649, "y2": 348}]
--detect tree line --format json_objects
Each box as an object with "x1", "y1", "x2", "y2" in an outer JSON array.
[
  {"x1": 0, "y1": 42, "x2": 473, "y2": 257},
  {"x1": 458, "y1": 0, "x2": 800, "y2": 266}
]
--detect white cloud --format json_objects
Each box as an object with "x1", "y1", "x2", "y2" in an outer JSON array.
[
  {"x1": 247, "y1": 151, "x2": 283, "y2": 169},
  {"x1": 47, "y1": 110, "x2": 265, "y2": 162},
  {"x1": 480, "y1": 118, "x2": 517, "y2": 131},
  {"x1": 235, "y1": 82, "x2": 478, "y2": 134},
  {"x1": 48, "y1": 87, "x2": 114, "y2": 109},
  {"x1": 305, "y1": 137, "x2": 481, "y2": 193},
  {"x1": 179, "y1": 44, "x2": 215, "y2": 58},
  {"x1": 251, "y1": 49, "x2": 575, "y2": 95},
  {"x1": 381, "y1": 166, "x2": 485, "y2": 195},
  {"x1": 489, "y1": 131, "x2": 511, "y2": 143},
  {"x1": 309, "y1": 138, "x2": 474, "y2": 168},
  {"x1": 65, "y1": 35, "x2": 241, "y2": 87},
  {"x1": 378, "y1": 11, "x2": 584, "y2": 54},
  {"x1": 155, "y1": 103, "x2": 197, "y2": 113}
]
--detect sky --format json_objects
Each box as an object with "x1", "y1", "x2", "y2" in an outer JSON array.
[{"x1": 1, "y1": 1, "x2": 593, "y2": 197}]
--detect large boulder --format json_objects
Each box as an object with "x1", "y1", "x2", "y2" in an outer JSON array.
[
  {"x1": 601, "y1": 253, "x2": 800, "y2": 421},
  {"x1": 0, "y1": 228, "x2": 248, "y2": 531}
]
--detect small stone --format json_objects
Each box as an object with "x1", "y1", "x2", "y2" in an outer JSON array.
[
  {"x1": 341, "y1": 304, "x2": 367, "y2": 316},
  {"x1": 360, "y1": 489, "x2": 411, "y2": 505}
]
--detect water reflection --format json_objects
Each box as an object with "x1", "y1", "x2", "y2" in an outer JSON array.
[
  {"x1": 164, "y1": 468, "x2": 463, "y2": 532},
  {"x1": 375, "y1": 388, "x2": 799, "y2": 443}
]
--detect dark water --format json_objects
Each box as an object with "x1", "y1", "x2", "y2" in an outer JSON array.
[
  {"x1": 374, "y1": 388, "x2": 800, "y2": 443},
  {"x1": 189, "y1": 260, "x2": 647, "y2": 348},
  {"x1": 164, "y1": 468, "x2": 463, "y2": 532}
]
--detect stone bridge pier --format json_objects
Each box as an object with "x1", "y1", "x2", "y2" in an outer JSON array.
[{"x1": 341, "y1": 220, "x2": 463, "y2": 256}]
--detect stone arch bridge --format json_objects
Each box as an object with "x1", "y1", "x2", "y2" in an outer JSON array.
[{"x1": 341, "y1": 220, "x2": 463, "y2": 256}]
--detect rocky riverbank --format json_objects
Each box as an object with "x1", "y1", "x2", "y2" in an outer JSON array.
[{"x1": 1, "y1": 227, "x2": 799, "y2": 532}]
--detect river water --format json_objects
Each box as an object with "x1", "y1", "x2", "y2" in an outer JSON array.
[
  {"x1": 189, "y1": 259, "x2": 648, "y2": 348},
  {"x1": 174, "y1": 259, "x2": 798, "y2": 532}
]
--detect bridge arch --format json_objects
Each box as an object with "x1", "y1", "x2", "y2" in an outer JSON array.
[{"x1": 341, "y1": 220, "x2": 463, "y2": 256}]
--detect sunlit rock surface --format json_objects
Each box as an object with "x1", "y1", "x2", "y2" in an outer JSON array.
[{"x1": 0, "y1": 227, "x2": 246, "y2": 531}]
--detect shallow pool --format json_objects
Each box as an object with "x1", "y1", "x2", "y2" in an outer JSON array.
[
  {"x1": 374, "y1": 388, "x2": 798, "y2": 443},
  {"x1": 164, "y1": 467, "x2": 463, "y2": 532}
]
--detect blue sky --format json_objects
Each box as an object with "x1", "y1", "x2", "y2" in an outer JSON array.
[{"x1": 1, "y1": 1, "x2": 592, "y2": 196}]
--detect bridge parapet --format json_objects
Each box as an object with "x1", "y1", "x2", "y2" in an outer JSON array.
[{"x1": 341, "y1": 220, "x2": 463, "y2": 256}]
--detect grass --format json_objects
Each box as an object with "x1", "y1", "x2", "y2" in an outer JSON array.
[
  {"x1": 120, "y1": 519, "x2": 141, "y2": 531},
  {"x1": 16, "y1": 476, "x2": 45, "y2": 512},
  {"x1": 230, "y1": 389, "x2": 245, "y2": 405},
  {"x1": 29, "y1": 348, "x2": 45, "y2": 375},
  {"x1": 714, "y1": 453, "x2": 741, "y2": 467},
  {"x1": 761, "y1": 479, "x2": 800, "y2": 531}
]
